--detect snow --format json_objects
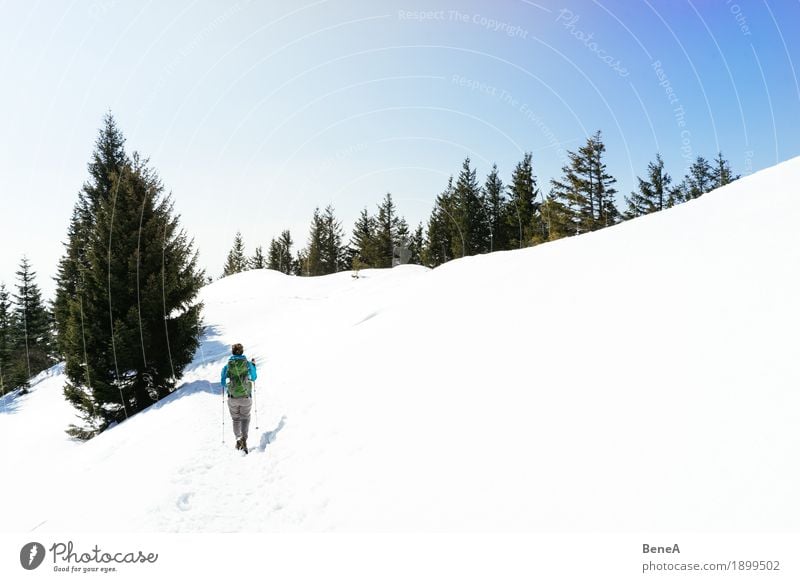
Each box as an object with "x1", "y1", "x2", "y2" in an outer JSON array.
[{"x1": 2, "y1": 156, "x2": 800, "y2": 532}]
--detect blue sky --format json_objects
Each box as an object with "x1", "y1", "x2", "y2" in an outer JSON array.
[{"x1": 1, "y1": 0, "x2": 798, "y2": 297}]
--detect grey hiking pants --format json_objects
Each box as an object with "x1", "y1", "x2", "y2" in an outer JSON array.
[{"x1": 227, "y1": 397, "x2": 252, "y2": 441}]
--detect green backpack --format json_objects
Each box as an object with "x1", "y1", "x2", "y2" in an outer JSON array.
[{"x1": 227, "y1": 358, "x2": 252, "y2": 398}]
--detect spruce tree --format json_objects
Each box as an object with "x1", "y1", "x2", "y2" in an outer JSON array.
[
  {"x1": 250, "y1": 245, "x2": 266, "y2": 269},
  {"x1": 54, "y1": 206, "x2": 85, "y2": 358},
  {"x1": 550, "y1": 131, "x2": 618, "y2": 236},
  {"x1": 266, "y1": 230, "x2": 294, "y2": 275},
  {"x1": 483, "y1": 164, "x2": 508, "y2": 252},
  {"x1": 587, "y1": 132, "x2": 619, "y2": 228},
  {"x1": 452, "y1": 158, "x2": 490, "y2": 257},
  {"x1": 0, "y1": 284, "x2": 13, "y2": 396},
  {"x1": 549, "y1": 152, "x2": 587, "y2": 238},
  {"x1": 540, "y1": 192, "x2": 572, "y2": 242},
  {"x1": 396, "y1": 217, "x2": 410, "y2": 245},
  {"x1": 389, "y1": 218, "x2": 411, "y2": 266},
  {"x1": 293, "y1": 250, "x2": 307, "y2": 276},
  {"x1": 423, "y1": 178, "x2": 458, "y2": 266},
  {"x1": 319, "y1": 205, "x2": 347, "y2": 274},
  {"x1": 278, "y1": 231, "x2": 294, "y2": 270},
  {"x1": 350, "y1": 208, "x2": 380, "y2": 268},
  {"x1": 83, "y1": 112, "x2": 129, "y2": 212},
  {"x1": 682, "y1": 156, "x2": 714, "y2": 200},
  {"x1": 61, "y1": 152, "x2": 204, "y2": 438},
  {"x1": 624, "y1": 154, "x2": 672, "y2": 219},
  {"x1": 54, "y1": 114, "x2": 129, "y2": 359},
  {"x1": 409, "y1": 224, "x2": 425, "y2": 265},
  {"x1": 374, "y1": 193, "x2": 400, "y2": 268},
  {"x1": 711, "y1": 152, "x2": 739, "y2": 189},
  {"x1": 12, "y1": 257, "x2": 54, "y2": 390},
  {"x1": 267, "y1": 238, "x2": 281, "y2": 271},
  {"x1": 301, "y1": 208, "x2": 325, "y2": 276},
  {"x1": 506, "y1": 153, "x2": 543, "y2": 248},
  {"x1": 222, "y1": 232, "x2": 248, "y2": 277}
]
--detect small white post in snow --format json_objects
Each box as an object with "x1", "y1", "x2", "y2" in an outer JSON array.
[{"x1": 392, "y1": 239, "x2": 411, "y2": 267}]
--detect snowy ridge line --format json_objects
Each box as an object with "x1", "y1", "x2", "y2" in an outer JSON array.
[{"x1": 2, "y1": 157, "x2": 800, "y2": 531}]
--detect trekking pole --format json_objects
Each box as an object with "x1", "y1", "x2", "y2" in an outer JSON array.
[
  {"x1": 251, "y1": 357, "x2": 259, "y2": 430},
  {"x1": 253, "y1": 380, "x2": 259, "y2": 430},
  {"x1": 222, "y1": 385, "x2": 226, "y2": 444}
]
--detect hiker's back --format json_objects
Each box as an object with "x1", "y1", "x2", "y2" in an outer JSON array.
[{"x1": 227, "y1": 357, "x2": 252, "y2": 397}]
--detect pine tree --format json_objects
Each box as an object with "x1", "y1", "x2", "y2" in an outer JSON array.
[
  {"x1": 540, "y1": 193, "x2": 572, "y2": 242},
  {"x1": 711, "y1": 152, "x2": 739, "y2": 189},
  {"x1": 350, "y1": 208, "x2": 380, "y2": 268},
  {"x1": 267, "y1": 238, "x2": 281, "y2": 271},
  {"x1": 374, "y1": 193, "x2": 400, "y2": 268},
  {"x1": 278, "y1": 232, "x2": 293, "y2": 265},
  {"x1": 319, "y1": 205, "x2": 347, "y2": 274},
  {"x1": 587, "y1": 132, "x2": 619, "y2": 229},
  {"x1": 54, "y1": 114, "x2": 129, "y2": 359},
  {"x1": 666, "y1": 182, "x2": 685, "y2": 208},
  {"x1": 60, "y1": 152, "x2": 204, "y2": 438},
  {"x1": 222, "y1": 232, "x2": 248, "y2": 277},
  {"x1": 53, "y1": 207, "x2": 84, "y2": 358},
  {"x1": 0, "y1": 284, "x2": 14, "y2": 396},
  {"x1": 550, "y1": 131, "x2": 618, "y2": 236},
  {"x1": 624, "y1": 154, "x2": 672, "y2": 219},
  {"x1": 12, "y1": 258, "x2": 54, "y2": 391},
  {"x1": 83, "y1": 112, "x2": 129, "y2": 212},
  {"x1": 301, "y1": 208, "x2": 325, "y2": 276},
  {"x1": 396, "y1": 217, "x2": 410, "y2": 246},
  {"x1": 452, "y1": 158, "x2": 490, "y2": 257},
  {"x1": 250, "y1": 245, "x2": 266, "y2": 269},
  {"x1": 409, "y1": 223, "x2": 425, "y2": 265},
  {"x1": 506, "y1": 153, "x2": 543, "y2": 248},
  {"x1": 423, "y1": 178, "x2": 457, "y2": 266},
  {"x1": 483, "y1": 164, "x2": 508, "y2": 252},
  {"x1": 269, "y1": 230, "x2": 294, "y2": 275},
  {"x1": 682, "y1": 156, "x2": 714, "y2": 201},
  {"x1": 549, "y1": 151, "x2": 587, "y2": 238},
  {"x1": 293, "y1": 250, "x2": 306, "y2": 276}
]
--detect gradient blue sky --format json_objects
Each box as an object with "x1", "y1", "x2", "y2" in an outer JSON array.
[{"x1": 1, "y1": 0, "x2": 798, "y2": 297}]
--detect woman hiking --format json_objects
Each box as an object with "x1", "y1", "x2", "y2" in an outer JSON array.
[{"x1": 220, "y1": 343, "x2": 257, "y2": 453}]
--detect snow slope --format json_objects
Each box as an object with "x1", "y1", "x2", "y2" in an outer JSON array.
[{"x1": 2, "y1": 157, "x2": 799, "y2": 532}]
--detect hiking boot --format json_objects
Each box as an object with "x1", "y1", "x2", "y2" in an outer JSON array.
[
  {"x1": 241, "y1": 438, "x2": 248, "y2": 454},
  {"x1": 235, "y1": 438, "x2": 242, "y2": 450}
]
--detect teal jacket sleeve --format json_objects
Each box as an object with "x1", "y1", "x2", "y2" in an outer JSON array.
[
  {"x1": 220, "y1": 364, "x2": 228, "y2": 387},
  {"x1": 248, "y1": 360, "x2": 257, "y2": 381}
]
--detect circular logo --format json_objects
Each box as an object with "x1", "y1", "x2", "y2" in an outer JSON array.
[{"x1": 20, "y1": 542, "x2": 46, "y2": 570}]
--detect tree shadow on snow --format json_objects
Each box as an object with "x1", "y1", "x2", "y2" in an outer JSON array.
[
  {"x1": 0, "y1": 390, "x2": 23, "y2": 415},
  {"x1": 258, "y1": 415, "x2": 287, "y2": 452},
  {"x1": 148, "y1": 379, "x2": 220, "y2": 412},
  {"x1": 186, "y1": 325, "x2": 232, "y2": 371},
  {"x1": 0, "y1": 364, "x2": 64, "y2": 416}
]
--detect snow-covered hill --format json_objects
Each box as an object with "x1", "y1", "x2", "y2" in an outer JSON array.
[{"x1": 2, "y1": 157, "x2": 800, "y2": 532}]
